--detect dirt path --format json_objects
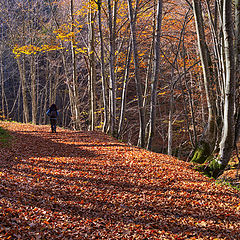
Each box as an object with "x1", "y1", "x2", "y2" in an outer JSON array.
[{"x1": 0, "y1": 122, "x2": 239, "y2": 239}]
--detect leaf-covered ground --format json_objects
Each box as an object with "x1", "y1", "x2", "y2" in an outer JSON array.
[{"x1": 0, "y1": 122, "x2": 239, "y2": 240}]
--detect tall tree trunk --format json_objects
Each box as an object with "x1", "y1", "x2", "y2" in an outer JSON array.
[
  {"x1": 144, "y1": 0, "x2": 156, "y2": 143},
  {"x1": 235, "y1": 0, "x2": 240, "y2": 83},
  {"x1": 206, "y1": 0, "x2": 226, "y2": 152},
  {"x1": 217, "y1": 0, "x2": 235, "y2": 174},
  {"x1": 108, "y1": 0, "x2": 117, "y2": 135},
  {"x1": 30, "y1": 54, "x2": 37, "y2": 125},
  {"x1": 118, "y1": 38, "x2": 132, "y2": 137},
  {"x1": 193, "y1": 0, "x2": 236, "y2": 178},
  {"x1": 167, "y1": 82, "x2": 174, "y2": 155},
  {"x1": 52, "y1": 68, "x2": 59, "y2": 105},
  {"x1": 43, "y1": 57, "x2": 50, "y2": 124},
  {"x1": 234, "y1": 0, "x2": 240, "y2": 148},
  {"x1": 0, "y1": 48, "x2": 5, "y2": 117},
  {"x1": 192, "y1": 0, "x2": 216, "y2": 163},
  {"x1": 71, "y1": 0, "x2": 81, "y2": 129},
  {"x1": 49, "y1": 76, "x2": 53, "y2": 108},
  {"x1": 143, "y1": 41, "x2": 154, "y2": 112},
  {"x1": 127, "y1": 0, "x2": 145, "y2": 147},
  {"x1": 88, "y1": 3, "x2": 96, "y2": 131},
  {"x1": 147, "y1": 0, "x2": 163, "y2": 150},
  {"x1": 17, "y1": 56, "x2": 29, "y2": 123},
  {"x1": 97, "y1": 0, "x2": 108, "y2": 133}
]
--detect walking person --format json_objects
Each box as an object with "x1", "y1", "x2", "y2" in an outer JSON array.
[{"x1": 46, "y1": 104, "x2": 59, "y2": 133}]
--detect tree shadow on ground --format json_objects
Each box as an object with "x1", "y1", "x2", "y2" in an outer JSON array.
[{"x1": 0, "y1": 127, "x2": 240, "y2": 239}]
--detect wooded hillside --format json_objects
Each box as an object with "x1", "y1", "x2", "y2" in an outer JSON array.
[{"x1": 0, "y1": 0, "x2": 240, "y2": 177}]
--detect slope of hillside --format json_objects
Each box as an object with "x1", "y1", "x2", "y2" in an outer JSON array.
[{"x1": 0, "y1": 121, "x2": 239, "y2": 239}]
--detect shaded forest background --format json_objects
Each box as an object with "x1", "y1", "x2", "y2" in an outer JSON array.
[{"x1": 0, "y1": 0, "x2": 239, "y2": 177}]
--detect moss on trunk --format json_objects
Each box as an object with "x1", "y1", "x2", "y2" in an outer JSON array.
[
  {"x1": 191, "y1": 141, "x2": 211, "y2": 164},
  {"x1": 206, "y1": 158, "x2": 225, "y2": 178},
  {"x1": 191, "y1": 140, "x2": 226, "y2": 178},
  {"x1": 193, "y1": 155, "x2": 225, "y2": 179}
]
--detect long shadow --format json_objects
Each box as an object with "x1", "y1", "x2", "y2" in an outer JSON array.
[
  {"x1": 3, "y1": 128, "x2": 239, "y2": 204},
  {"x1": 5, "y1": 159, "x2": 240, "y2": 217},
  {"x1": 5, "y1": 128, "x2": 238, "y2": 201},
  {"x1": 1, "y1": 168, "x2": 239, "y2": 239},
  {"x1": 1, "y1": 128, "x2": 240, "y2": 239},
  {"x1": 3, "y1": 129, "x2": 101, "y2": 160}
]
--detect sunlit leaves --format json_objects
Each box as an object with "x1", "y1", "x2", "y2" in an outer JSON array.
[
  {"x1": 13, "y1": 44, "x2": 64, "y2": 58},
  {"x1": 0, "y1": 121, "x2": 239, "y2": 239}
]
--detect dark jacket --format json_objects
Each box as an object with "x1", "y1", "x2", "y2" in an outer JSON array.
[{"x1": 46, "y1": 104, "x2": 59, "y2": 119}]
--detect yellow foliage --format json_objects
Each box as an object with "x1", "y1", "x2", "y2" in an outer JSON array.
[
  {"x1": 96, "y1": 122, "x2": 103, "y2": 129},
  {"x1": 13, "y1": 44, "x2": 41, "y2": 57},
  {"x1": 13, "y1": 44, "x2": 64, "y2": 57},
  {"x1": 158, "y1": 92, "x2": 167, "y2": 96},
  {"x1": 75, "y1": 47, "x2": 88, "y2": 55}
]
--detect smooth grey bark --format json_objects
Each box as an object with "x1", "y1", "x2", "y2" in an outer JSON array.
[
  {"x1": 234, "y1": 0, "x2": 240, "y2": 147},
  {"x1": 0, "y1": 47, "x2": 6, "y2": 117},
  {"x1": 30, "y1": 54, "x2": 37, "y2": 125},
  {"x1": 143, "y1": 41, "x2": 154, "y2": 113},
  {"x1": 193, "y1": 0, "x2": 215, "y2": 121},
  {"x1": 38, "y1": 89, "x2": 43, "y2": 125},
  {"x1": 235, "y1": 0, "x2": 240, "y2": 77},
  {"x1": 218, "y1": 0, "x2": 236, "y2": 168},
  {"x1": 97, "y1": 0, "x2": 108, "y2": 133},
  {"x1": 206, "y1": 0, "x2": 226, "y2": 152},
  {"x1": 52, "y1": 66, "x2": 60, "y2": 105},
  {"x1": 118, "y1": 38, "x2": 132, "y2": 137},
  {"x1": 144, "y1": 0, "x2": 155, "y2": 144},
  {"x1": 147, "y1": 0, "x2": 163, "y2": 150},
  {"x1": 206, "y1": 1, "x2": 226, "y2": 142},
  {"x1": 108, "y1": 0, "x2": 117, "y2": 135},
  {"x1": 17, "y1": 56, "x2": 29, "y2": 123},
  {"x1": 191, "y1": 0, "x2": 236, "y2": 177},
  {"x1": 127, "y1": 0, "x2": 145, "y2": 147},
  {"x1": 88, "y1": 3, "x2": 97, "y2": 131},
  {"x1": 192, "y1": 0, "x2": 216, "y2": 155},
  {"x1": 206, "y1": 0, "x2": 224, "y2": 98},
  {"x1": 71, "y1": 0, "x2": 81, "y2": 129},
  {"x1": 167, "y1": 82, "x2": 174, "y2": 155}
]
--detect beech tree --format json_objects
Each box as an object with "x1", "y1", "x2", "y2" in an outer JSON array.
[
  {"x1": 192, "y1": 0, "x2": 216, "y2": 155},
  {"x1": 146, "y1": 0, "x2": 163, "y2": 150},
  {"x1": 70, "y1": 0, "x2": 81, "y2": 129},
  {"x1": 118, "y1": 38, "x2": 132, "y2": 137},
  {"x1": 107, "y1": 0, "x2": 117, "y2": 135},
  {"x1": 96, "y1": 0, "x2": 108, "y2": 133},
  {"x1": 217, "y1": 0, "x2": 236, "y2": 173},
  {"x1": 191, "y1": 0, "x2": 237, "y2": 177},
  {"x1": 127, "y1": 0, "x2": 145, "y2": 147},
  {"x1": 88, "y1": 0, "x2": 97, "y2": 131}
]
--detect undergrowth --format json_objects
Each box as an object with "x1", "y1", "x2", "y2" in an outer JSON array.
[
  {"x1": 0, "y1": 126, "x2": 12, "y2": 146},
  {"x1": 215, "y1": 179, "x2": 240, "y2": 191}
]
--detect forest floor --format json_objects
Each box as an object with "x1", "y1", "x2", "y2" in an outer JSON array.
[{"x1": 0, "y1": 121, "x2": 239, "y2": 240}]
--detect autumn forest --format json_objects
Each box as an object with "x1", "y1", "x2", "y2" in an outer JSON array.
[{"x1": 0, "y1": 0, "x2": 240, "y2": 239}]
